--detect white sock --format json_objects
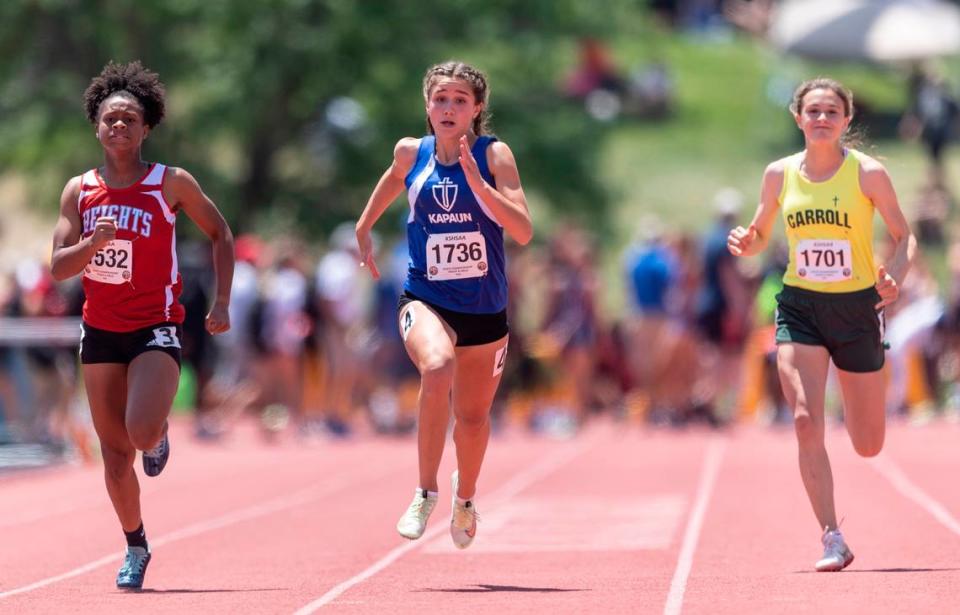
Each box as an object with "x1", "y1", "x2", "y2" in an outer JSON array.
[
  {"x1": 417, "y1": 488, "x2": 439, "y2": 499},
  {"x1": 455, "y1": 495, "x2": 474, "y2": 506}
]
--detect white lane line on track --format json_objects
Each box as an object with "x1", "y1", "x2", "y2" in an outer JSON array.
[
  {"x1": 663, "y1": 438, "x2": 727, "y2": 615},
  {"x1": 872, "y1": 455, "x2": 960, "y2": 537},
  {"x1": 291, "y1": 433, "x2": 600, "y2": 614},
  {"x1": 0, "y1": 467, "x2": 395, "y2": 601}
]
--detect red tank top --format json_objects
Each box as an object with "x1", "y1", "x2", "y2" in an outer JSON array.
[{"x1": 78, "y1": 163, "x2": 184, "y2": 331}]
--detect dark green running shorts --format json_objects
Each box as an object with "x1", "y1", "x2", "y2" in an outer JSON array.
[{"x1": 774, "y1": 284, "x2": 885, "y2": 373}]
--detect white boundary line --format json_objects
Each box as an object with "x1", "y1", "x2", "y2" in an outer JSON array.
[
  {"x1": 871, "y1": 455, "x2": 960, "y2": 537},
  {"x1": 663, "y1": 438, "x2": 727, "y2": 615},
  {"x1": 0, "y1": 466, "x2": 397, "y2": 600},
  {"x1": 292, "y1": 434, "x2": 599, "y2": 614}
]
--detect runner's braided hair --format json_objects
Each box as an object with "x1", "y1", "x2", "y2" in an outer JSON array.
[
  {"x1": 83, "y1": 61, "x2": 166, "y2": 128},
  {"x1": 422, "y1": 61, "x2": 490, "y2": 135}
]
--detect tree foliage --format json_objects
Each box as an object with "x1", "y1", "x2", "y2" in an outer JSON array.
[{"x1": 0, "y1": 0, "x2": 641, "y2": 236}]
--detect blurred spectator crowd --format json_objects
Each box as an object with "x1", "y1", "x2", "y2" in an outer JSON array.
[
  {"x1": 4, "y1": 0, "x2": 960, "y2": 461},
  {"x1": 5, "y1": 183, "x2": 960, "y2": 464}
]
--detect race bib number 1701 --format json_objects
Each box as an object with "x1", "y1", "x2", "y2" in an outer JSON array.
[{"x1": 795, "y1": 239, "x2": 852, "y2": 283}]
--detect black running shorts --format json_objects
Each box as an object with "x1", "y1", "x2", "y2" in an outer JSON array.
[
  {"x1": 397, "y1": 291, "x2": 508, "y2": 347},
  {"x1": 80, "y1": 321, "x2": 183, "y2": 368},
  {"x1": 774, "y1": 285, "x2": 885, "y2": 373}
]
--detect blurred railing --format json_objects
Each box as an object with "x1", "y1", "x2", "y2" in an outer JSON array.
[
  {"x1": 0, "y1": 317, "x2": 83, "y2": 471},
  {"x1": 0, "y1": 317, "x2": 82, "y2": 346}
]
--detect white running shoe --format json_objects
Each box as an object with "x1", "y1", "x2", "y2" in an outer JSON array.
[
  {"x1": 815, "y1": 527, "x2": 855, "y2": 572},
  {"x1": 396, "y1": 488, "x2": 438, "y2": 540},
  {"x1": 450, "y1": 470, "x2": 479, "y2": 549}
]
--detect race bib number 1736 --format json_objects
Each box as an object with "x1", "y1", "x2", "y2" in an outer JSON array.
[{"x1": 425, "y1": 231, "x2": 488, "y2": 281}]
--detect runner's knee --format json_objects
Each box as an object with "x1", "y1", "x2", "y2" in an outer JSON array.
[
  {"x1": 454, "y1": 411, "x2": 489, "y2": 432},
  {"x1": 101, "y1": 444, "x2": 135, "y2": 482},
  {"x1": 126, "y1": 421, "x2": 165, "y2": 452},
  {"x1": 793, "y1": 411, "x2": 823, "y2": 446},
  {"x1": 419, "y1": 354, "x2": 455, "y2": 390},
  {"x1": 851, "y1": 432, "x2": 884, "y2": 457}
]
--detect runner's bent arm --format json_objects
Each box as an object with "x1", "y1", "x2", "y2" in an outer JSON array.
[
  {"x1": 729, "y1": 160, "x2": 784, "y2": 257},
  {"x1": 50, "y1": 176, "x2": 110, "y2": 281},
  {"x1": 462, "y1": 138, "x2": 532, "y2": 245},
  {"x1": 355, "y1": 138, "x2": 419, "y2": 278},
  {"x1": 860, "y1": 157, "x2": 917, "y2": 287},
  {"x1": 166, "y1": 167, "x2": 235, "y2": 333}
]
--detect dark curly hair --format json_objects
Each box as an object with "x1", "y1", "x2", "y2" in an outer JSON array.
[{"x1": 83, "y1": 61, "x2": 166, "y2": 128}]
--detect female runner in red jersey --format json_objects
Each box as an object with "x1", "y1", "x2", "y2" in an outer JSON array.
[{"x1": 50, "y1": 61, "x2": 234, "y2": 590}]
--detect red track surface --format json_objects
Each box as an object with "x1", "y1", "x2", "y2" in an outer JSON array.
[{"x1": 1, "y1": 417, "x2": 957, "y2": 614}]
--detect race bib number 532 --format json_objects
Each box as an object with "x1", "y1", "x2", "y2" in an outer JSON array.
[
  {"x1": 795, "y1": 239, "x2": 852, "y2": 283},
  {"x1": 84, "y1": 239, "x2": 133, "y2": 285},
  {"x1": 425, "y1": 231, "x2": 488, "y2": 281}
]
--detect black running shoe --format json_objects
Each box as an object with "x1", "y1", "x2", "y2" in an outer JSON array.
[{"x1": 142, "y1": 426, "x2": 170, "y2": 477}]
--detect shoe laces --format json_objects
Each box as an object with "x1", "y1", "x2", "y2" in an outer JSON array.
[
  {"x1": 408, "y1": 494, "x2": 436, "y2": 517},
  {"x1": 821, "y1": 526, "x2": 847, "y2": 554},
  {"x1": 453, "y1": 501, "x2": 480, "y2": 528},
  {"x1": 144, "y1": 435, "x2": 167, "y2": 459},
  {"x1": 410, "y1": 498, "x2": 427, "y2": 515},
  {"x1": 122, "y1": 549, "x2": 148, "y2": 574}
]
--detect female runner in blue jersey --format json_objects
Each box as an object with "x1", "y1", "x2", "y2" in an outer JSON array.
[{"x1": 355, "y1": 61, "x2": 532, "y2": 548}]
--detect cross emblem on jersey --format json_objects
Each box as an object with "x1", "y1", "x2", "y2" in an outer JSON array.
[
  {"x1": 432, "y1": 177, "x2": 459, "y2": 212},
  {"x1": 833, "y1": 195, "x2": 839, "y2": 207}
]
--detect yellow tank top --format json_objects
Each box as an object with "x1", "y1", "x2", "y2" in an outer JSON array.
[{"x1": 779, "y1": 149, "x2": 876, "y2": 293}]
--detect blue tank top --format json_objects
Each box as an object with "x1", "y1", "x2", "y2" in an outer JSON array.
[{"x1": 403, "y1": 135, "x2": 507, "y2": 314}]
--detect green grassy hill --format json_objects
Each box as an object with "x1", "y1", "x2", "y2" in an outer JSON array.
[{"x1": 589, "y1": 30, "x2": 960, "y2": 313}]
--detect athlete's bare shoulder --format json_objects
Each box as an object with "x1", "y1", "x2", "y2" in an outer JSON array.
[
  {"x1": 487, "y1": 140, "x2": 516, "y2": 164},
  {"x1": 59, "y1": 175, "x2": 83, "y2": 210},
  {"x1": 53, "y1": 175, "x2": 85, "y2": 255},
  {"x1": 394, "y1": 137, "x2": 420, "y2": 163},
  {"x1": 63, "y1": 174, "x2": 83, "y2": 193},
  {"x1": 755, "y1": 155, "x2": 796, "y2": 208},
  {"x1": 162, "y1": 166, "x2": 208, "y2": 197},
  {"x1": 760, "y1": 156, "x2": 791, "y2": 191},
  {"x1": 163, "y1": 165, "x2": 197, "y2": 184},
  {"x1": 392, "y1": 137, "x2": 421, "y2": 178},
  {"x1": 764, "y1": 154, "x2": 796, "y2": 177},
  {"x1": 851, "y1": 150, "x2": 888, "y2": 175},
  {"x1": 160, "y1": 166, "x2": 210, "y2": 213},
  {"x1": 852, "y1": 150, "x2": 894, "y2": 198}
]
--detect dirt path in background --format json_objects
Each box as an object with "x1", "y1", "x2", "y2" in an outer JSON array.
[{"x1": 0, "y1": 175, "x2": 57, "y2": 272}]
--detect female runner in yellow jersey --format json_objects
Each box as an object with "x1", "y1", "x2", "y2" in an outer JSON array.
[{"x1": 727, "y1": 78, "x2": 917, "y2": 572}]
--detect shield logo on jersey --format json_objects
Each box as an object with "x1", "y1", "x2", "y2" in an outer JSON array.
[{"x1": 432, "y1": 177, "x2": 458, "y2": 212}]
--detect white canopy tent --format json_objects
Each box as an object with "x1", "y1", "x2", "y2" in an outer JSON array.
[{"x1": 769, "y1": 0, "x2": 960, "y2": 62}]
